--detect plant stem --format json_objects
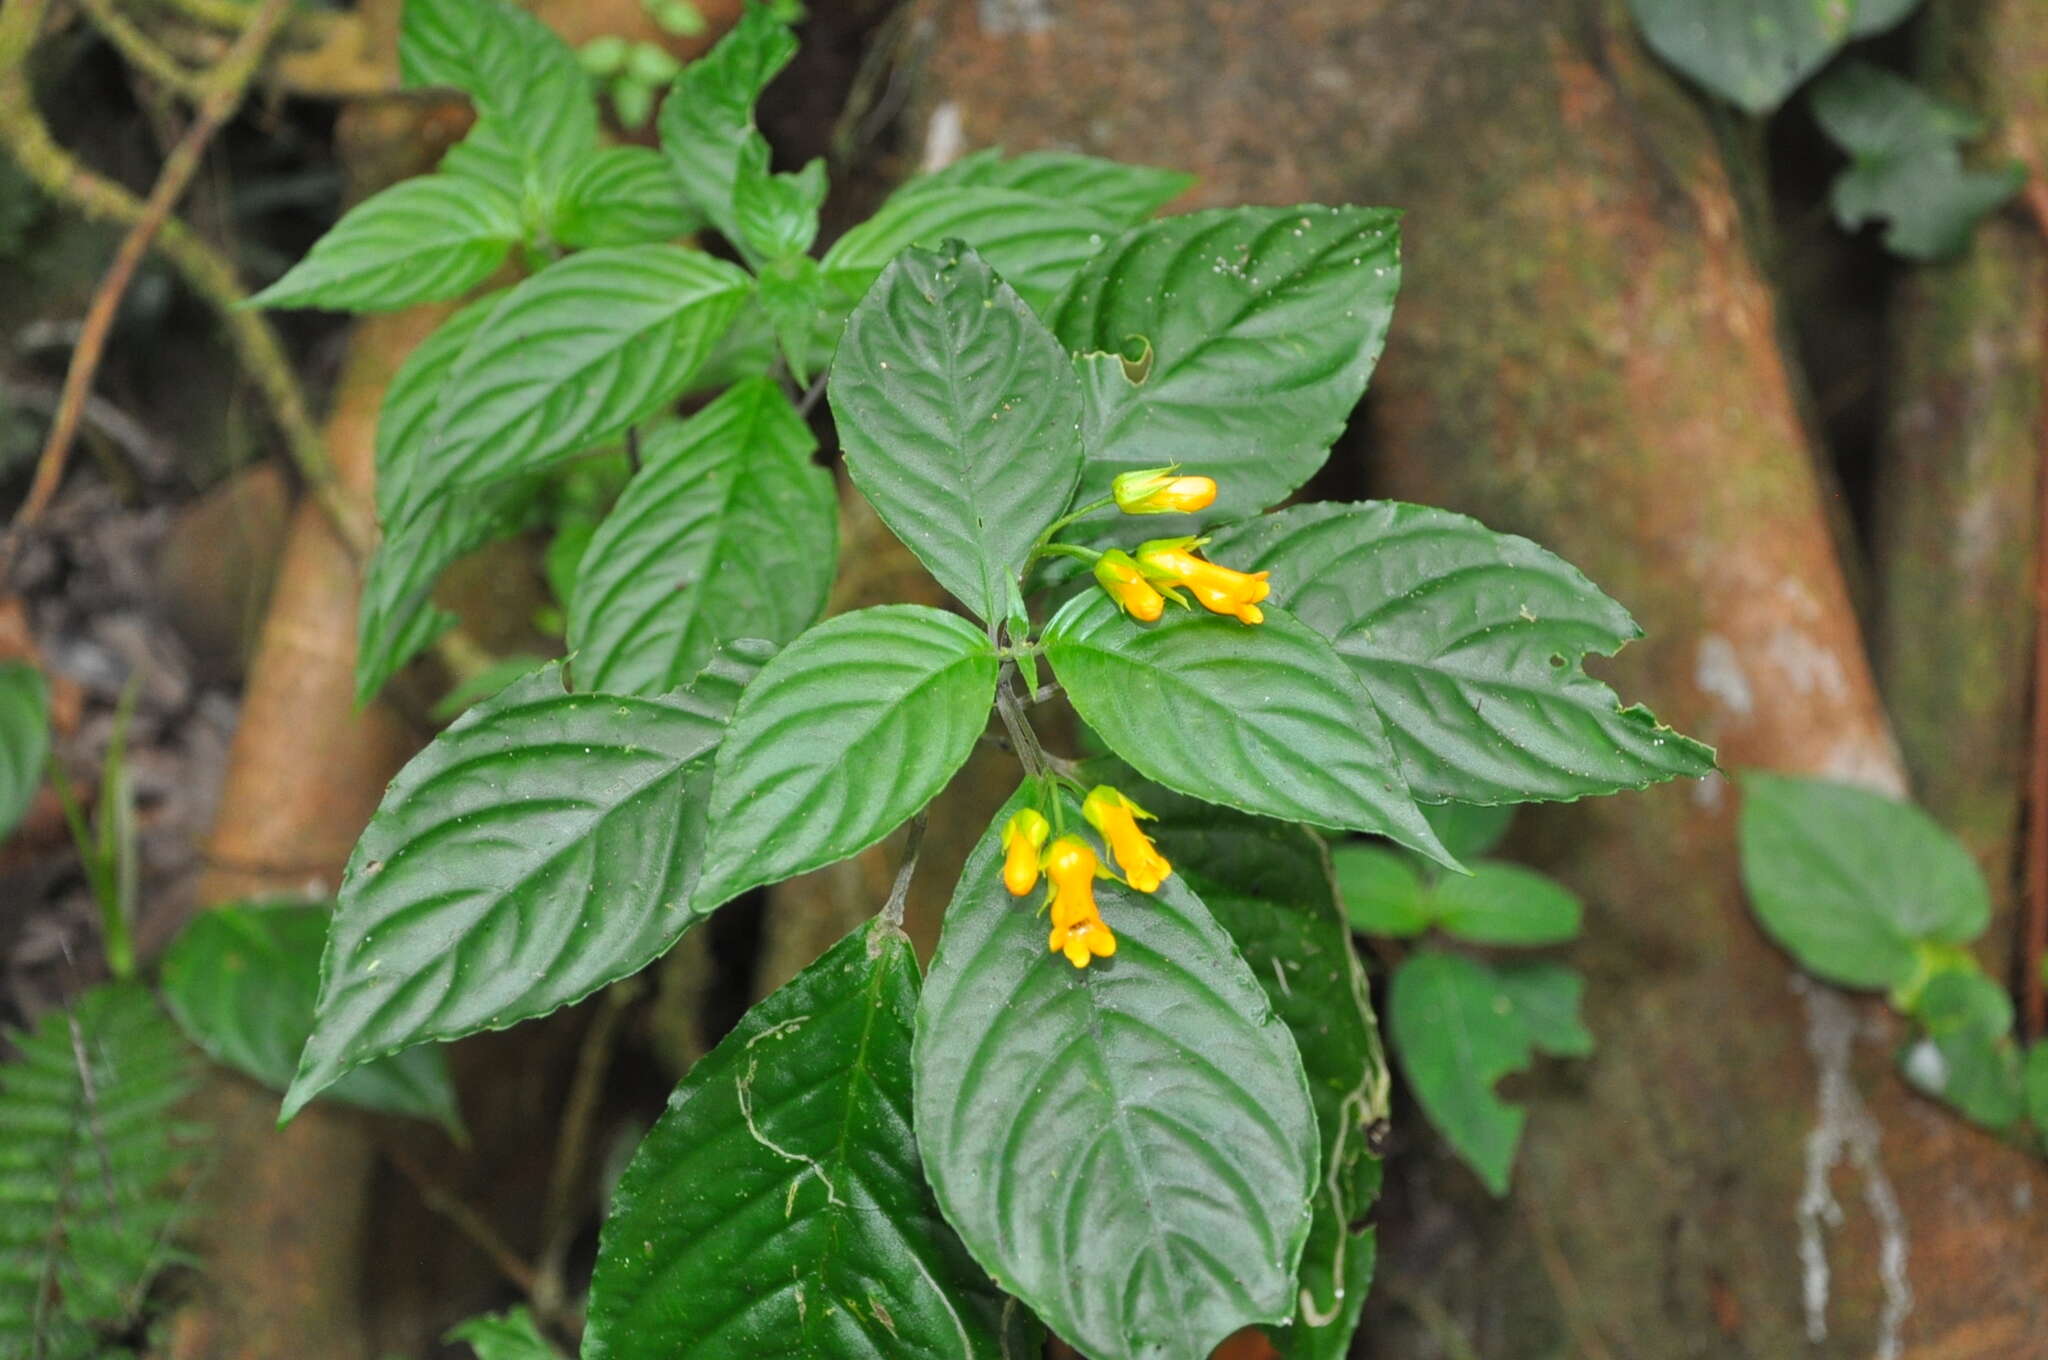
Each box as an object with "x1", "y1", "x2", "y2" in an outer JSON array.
[
  {"x1": 1025, "y1": 495, "x2": 1116, "y2": 560},
  {"x1": 993, "y1": 665, "x2": 1050, "y2": 780},
  {"x1": 533, "y1": 981, "x2": 637, "y2": 1323},
  {"x1": 878, "y1": 811, "x2": 927, "y2": 931},
  {"x1": 11, "y1": 0, "x2": 293, "y2": 529},
  {"x1": 387, "y1": 1145, "x2": 539, "y2": 1301},
  {"x1": 2020, "y1": 171, "x2": 2048, "y2": 1038}
]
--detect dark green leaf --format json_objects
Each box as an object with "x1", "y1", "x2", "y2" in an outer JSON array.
[
  {"x1": 160, "y1": 902, "x2": 462, "y2": 1132},
  {"x1": 1048, "y1": 206, "x2": 1400, "y2": 528},
  {"x1": 1429, "y1": 863, "x2": 1582, "y2": 947},
  {"x1": 657, "y1": 2, "x2": 797, "y2": 250},
  {"x1": 1043, "y1": 590, "x2": 1453, "y2": 866},
  {"x1": 1329, "y1": 845, "x2": 1433, "y2": 937},
  {"x1": 1207, "y1": 501, "x2": 1714, "y2": 803},
  {"x1": 910, "y1": 149, "x2": 1192, "y2": 226},
  {"x1": 1900, "y1": 970, "x2": 2022, "y2": 1131},
  {"x1": 0, "y1": 661, "x2": 48, "y2": 842},
  {"x1": 569, "y1": 379, "x2": 834, "y2": 697},
  {"x1": 552, "y1": 146, "x2": 699, "y2": 248},
  {"x1": 915, "y1": 789, "x2": 1319, "y2": 1360},
  {"x1": 1851, "y1": 0, "x2": 1920, "y2": 36},
  {"x1": 691, "y1": 606, "x2": 998, "y2": 913},
  {"x1": 447, "y1": 1307, "x2": 562, "y2": 1359},
  {"x1": 249, "y1": 175, "x2": 521, "y2": 313},
  {"x1": 687, "y1": 637, "x2": 780, "y2": 721},
  {"x1": 819, "y1": 186, "x2": 1122, "y2": 317},
  {"x1": 1627, "y1": 0, "x2": 1855, "y2": 114},
  {"x1": 1737, "y1": 772, "x2": 1991, "y2": 991},
  {"x1": 1388, "y1": 951, "x2": 1591, "y2": 1195},
  {"x1": 1812, "y1": 60, "x2": 2023, "y2": 261},
  {"x1": 284, "y1": 664, "x2": 729, "y2": 1121},
  {"x1": 355, "y1": 480, "x2": 542, "y2": 704},
  {"x1": 0, "y1": 984, "x2": 201, "y2": 1355},
  {"x1": 399, "y1": 0, "x2": 599, "y2": 198},
  {"x1": 1149, "y1": 802, "x2": 1388, "y2": 1360},
  {"x1": 1421, "y1": 801, "x2": 1514, "y2": 860},
  {"x1": 427, "y1": 245, "x2": 753, "y2": 491},
  {"x1": 374, "y1": 289, "x2": 508, "y2": 526},
  {"x1": 586, "y1": 920, "x2": 1034, "y2": 1359},
  {"x1": 830, "y1": 242, "x2": 1083, "y2": 622}
]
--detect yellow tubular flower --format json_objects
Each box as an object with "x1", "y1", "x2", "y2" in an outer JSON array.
[
  {"x1": 1135, "y1": 539, "x2": 1271, "y2": 625},
  {"x1": 1049, "y1": 912, "x2": 1118, "y2": 968},
  {"x1": 1082, "y1": 785, "x2": 1172, "y2": 893},
  {"x1": 1093, "y1": 550, "x2": 1167, "y2": 623},
  {"x1": 1112, "y1": 467, "x2": 1219, "y2": 515},
  {"x1": 1043, "y1": 835, "x2": 1101, "y2": 929},
  {"x1": 1000, "y1": 808, "x2": 1051, "y2": 897}
]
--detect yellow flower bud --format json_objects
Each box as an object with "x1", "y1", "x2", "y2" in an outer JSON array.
[
  {"x1": 1082, "y1": 785, "x2": 1172, "y2": 893},
  {"x1": 999, "y1": 807, "x2": 1051, "y2": 897},
  {"x1": 1093, "y1": 550, "x2": 1167, "y2": 623},
  {"x1": 1112, "y1": 468, "x2": 1219, "y2": 516},
  {"x1": 1134, "y1": 539, "x2": 1271, "y2": 625}
]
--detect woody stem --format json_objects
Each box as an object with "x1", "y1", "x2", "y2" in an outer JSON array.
[{"x1": 994, "y1": 665, "x2": 1051, "y2": 780}]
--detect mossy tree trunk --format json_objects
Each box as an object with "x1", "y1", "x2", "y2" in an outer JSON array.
[{"x1": 896, "y1": 0, "x2": 2048, "y2": 1354}]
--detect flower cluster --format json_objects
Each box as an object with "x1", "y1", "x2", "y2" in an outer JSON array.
[
  {"x1": 1093, "y1": 469, "x2": 1270, "y2": 625},
  {"x1": 1001, "y1": 786, "x2": 1173, "y2": 968}
]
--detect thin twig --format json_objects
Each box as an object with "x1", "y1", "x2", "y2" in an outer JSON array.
[
  {"x1": 14, "y1": 0, "x2": 290, "y2": 528},
  {"x1": 533, "y1": 981, "x2": 640, "y2": 1321},
  {"x1": 2020, "y1": 173, "x2": 2048, "y2": 1039},
  {"x1": 879, "y1": 812, "x2": 928, "y2": 930},
  {"x1": 387, "y1": 1145, "x2": 539, "y2": 1299},
  {"x1": 796, "y1": 370, "x2": 829, "y2": 419},
  {"x1": 77, "y1": 0, "x2": 209, "y2": 98}
]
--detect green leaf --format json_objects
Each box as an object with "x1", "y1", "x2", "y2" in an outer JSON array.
[
  {"x1": 914, "y1": 789, "x2": 1320, "y2": 1360},
  {"x1": 374, "y1": 289, "x2": 509, "y2": 526},
  {"x1": 0, "y1": 660, "x2": 48, "y2": 842},
  {"x1": 283, "y1": 664, "x2": 729, "y2": 1121},
  {"x1": 910, "y1": 149, "x2": 1192, "y2": 226},
  {"x1": 1737, "y1": 772, "x2": 1992, "y2": 991},
  {"x1": 819, "y1": 186, "x2": 1122, "y2": 317},
  {"x1": 687, "y1": 636, "x2": 780, "y2": 720},
  {"x1": 1627, "y1": 0, "x2": 1856, "y2": 114},
  {"x1": 441, "y1": 118, "x2": 527, "y2": 198},
  {"x1": 1048, "y1": 206, "x2": 1400, "y2": 528},
  {"x1": 2025, "y1": 1043, "x2": 2048, "y2": 1151},
  {"x1": 552, "y1": 146, "x2": 700, "y2": 249},
  {"x1": 249, "y1": 175, "x2": 520, "y2": 313},
  {"x1": 1149, "y1": 802, "x2": 1388, "y2": 1360},
  {"x1": 0, "y1": 984, "x2": 202, "y2": 1355},
  {"x1": 1388, "y1": 951, "x2": 1591, "y2": 1195},
  {"x1": 1330, "y1": 845, "x2": 1433, "y2": 937},
  {"x1": 1851, "y1": 0, "x2": 1920, "y2": 36},
  {"x1": 691, "y1": 605, "x2": 998, "y2": 913},
  {"x1": 756, "y1": 252, "x2": 826, "y2": 384},
  {"x1": 447, "y1": 1307, "x2": 563, "y2": 1360},
  {"x1": 427, "y1": 245, "x2": 753, "y2": 492},
  {"x1": 569, "y1": 379, "x2": 834, "y2": 697},
  {"x1": 1430, "y1": 863, "x2": 1582, "y2": 947},
  {"x1": 830, "y1": 242, "x2": 1083, "y2": 622},
  {"x1": 1812, "y1": 60, "x2": 2024, "y2": 262},
  {"x1": 399, "y1": 0, "x2": 599, "y2": 199},
  {"x1": 1206, "y1": 501, "x2": 1715, "y2": 803},
  {"x1": 732, "y1": 139, "x2": 827, "y2": 261},
  {"x1": 1901, "y1": 970, "x2": 2022, "y2": 1131},
  {"x1": 1043, "y1": 590, "x2": 1453, "y2": 866},
  {"x1": 657, "y1": 2, "x2": 797, "y2": 250},
  {"x1": 160, "y1": 902, "x2": 462, "y2": 1133},
  {"x1": 1422, "y1": 801, "x2": 1514, "y2": 860},
  {"x1": 355, "y1": 480, "x2": 542, "y2": 704},
  {"x1": 586, "y1": 920, "x2": 1035, "y2": 1359}
]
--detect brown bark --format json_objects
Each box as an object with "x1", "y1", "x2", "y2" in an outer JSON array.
[
  {"x1": 898, "y1": 0, "x2": 2048, "y2": 1355},
  {"x1": 1875, "y1": 0, "x2": 2045, "y2": 993}
]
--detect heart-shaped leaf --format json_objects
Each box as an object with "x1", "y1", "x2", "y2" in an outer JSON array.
[
  {"x1": 831, "y1": 242, "x2": 1082, "y2": 622},
  {"x1": 915, "y1": 789, "x2": 1319, "y2": 1360}
]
